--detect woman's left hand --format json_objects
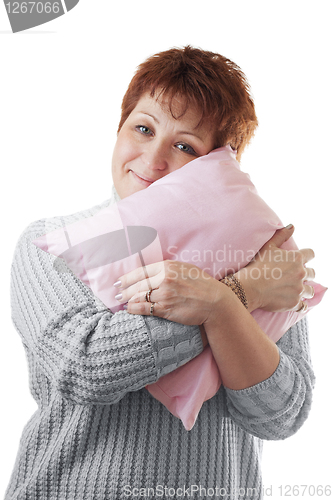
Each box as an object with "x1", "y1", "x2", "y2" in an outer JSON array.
[{"x1": 114, "y1": 260, "x2": 223, "y2": 326}]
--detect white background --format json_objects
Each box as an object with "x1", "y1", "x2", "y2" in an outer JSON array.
[{"x1": 0, "y1": 1, "x2": 332, "y2": 499}]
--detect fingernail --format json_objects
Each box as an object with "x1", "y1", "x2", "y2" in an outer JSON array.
[
  {"x1": 113, "y1": 280, "x2": 122, "y2": 287},
  {"x1": 115, "y1": 293, "x2": 122, "y2": 301},
  {"x1": 123, "y1": 304, "x2": 128, "y2": 310},
  {"x1": 285, "y1": 224, "x2": 294, "y2": 230}
]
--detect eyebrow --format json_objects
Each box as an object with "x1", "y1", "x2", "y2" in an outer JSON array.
[
  {"x1": 137, "y1": 111, "x2": 205, "y2": 142},
  {"x1": 138, "y1": 112, "x2": 160, "y2": 124},
  {"x1": 178, "y1": 130, "x2": 205, "y2": 142}
]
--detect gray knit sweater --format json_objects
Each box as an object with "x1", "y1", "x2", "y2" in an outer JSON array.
[{"x1": 5, "y1": 190, "x2": 315, "y2": 500}]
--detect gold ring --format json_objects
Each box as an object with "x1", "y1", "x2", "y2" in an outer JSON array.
[
  {"x1": 145, "y1": 289, "x2": 153, "y2": 303},
  {"x1": 150, "y1": 302, "x2": 155, "y2": 316}
]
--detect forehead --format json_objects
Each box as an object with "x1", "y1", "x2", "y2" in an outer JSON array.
[{"x1": 132, "y1": 92, "x2": 205, "y2": 130}]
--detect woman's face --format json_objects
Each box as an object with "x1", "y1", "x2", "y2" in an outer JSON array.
[{"x1": 112, "y1": 93, "x2": 215, "y2": 199}]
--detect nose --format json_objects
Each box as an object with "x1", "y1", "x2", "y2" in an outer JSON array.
[{"x1": 142, "y1": 141, "x2": 169, "y2": 171}]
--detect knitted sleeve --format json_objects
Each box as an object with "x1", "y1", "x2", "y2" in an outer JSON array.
[
  {"x1": 10, "y1": 204, "x2": 203, "y2": 406},
  {"x1": 224, "y1": 317, "x2": 315, "y2": 440}
]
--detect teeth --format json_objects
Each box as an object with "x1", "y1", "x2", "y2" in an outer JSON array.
[
  {"x1": 137, "y1": 173, "x2": 152, "y2": 182},
  {"x1": 131, "y1": 170, "x2": 154, "y2": 183}
]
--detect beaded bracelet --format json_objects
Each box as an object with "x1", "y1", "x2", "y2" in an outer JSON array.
[{"x1": 219, "y1": 274, "x2": 248, "y2": 309}]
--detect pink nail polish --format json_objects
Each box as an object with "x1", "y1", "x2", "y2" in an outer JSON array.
[{"x1": 113, "y1": 280, "x2": 122, "y2": 287}]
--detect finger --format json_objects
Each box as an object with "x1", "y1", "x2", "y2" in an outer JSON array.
[
  {"x1": 302, "y1": 284, "x2": 315, "y2": 299},
  {"x1": 299, "y1": 248, "x2": 315, "y2": 264},
  {"x1": 128, "y1": 291, "x2": 148, "y2": 303},
  {"x1": 294, "y1": 301, "x2": 309, "y2": 313},
  {"x1": 128, "y1": 288, "x2": 159, "y2": 304},
  {"x1": 126, "y1": 299, "x2": 160, "y2": 317},
  {"x1": 266, "y1": 224, "x2": 295, "y2": 248},
  {"x1": 115, "y1": 277, "x2": 161, "y2": 304},
  {"x1": 304, "y1": 267, "x2": 316, "y2": 281},
  {"x1": 114, "y1": 262, "x2": 164, "y2": 289}
]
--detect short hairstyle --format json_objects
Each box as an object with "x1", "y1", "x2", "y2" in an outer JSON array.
[{"x1": 118, "y1": 45, "x2": 258, "y2": 161}]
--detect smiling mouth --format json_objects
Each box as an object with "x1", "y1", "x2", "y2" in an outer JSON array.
[{"x1": 130, "y1": 170, "x2": 156, "y2": 186}]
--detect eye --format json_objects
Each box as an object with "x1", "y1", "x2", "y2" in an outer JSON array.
[
  {"x1": 175, "y1": 143, "x2": 198, "y2": 156},
  {"x1": 136, "y1": 125, "x2": 152, "y2": 135}
]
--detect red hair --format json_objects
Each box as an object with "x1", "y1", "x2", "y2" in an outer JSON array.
[{"x1": 118, "y1": 46, "x2": 258, "y2": 161}]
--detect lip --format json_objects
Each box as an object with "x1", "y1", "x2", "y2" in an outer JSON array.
[{"x1": 130, "y1": 170, "x2": 157, "y2": 186}]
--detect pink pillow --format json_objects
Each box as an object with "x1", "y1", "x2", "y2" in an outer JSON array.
[{"x1": 33, "y1": 146, "x2": 326, "y2": 430}]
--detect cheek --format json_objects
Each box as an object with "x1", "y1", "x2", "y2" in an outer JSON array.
[
  {"x1": 170, "y1": 156, "x2": 195, "y2": 173},
  {"x1": 113, "y1": 134, "x2": 139, "y2": 172}
]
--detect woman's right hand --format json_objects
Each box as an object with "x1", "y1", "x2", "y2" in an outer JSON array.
[{"x1": 235, "y1": 225, "x2": 316, "y2": 313}]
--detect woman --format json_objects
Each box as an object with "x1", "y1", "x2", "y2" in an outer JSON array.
[{"x1": 6, "y1": 46, "x2": 316, "y2": 500}]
